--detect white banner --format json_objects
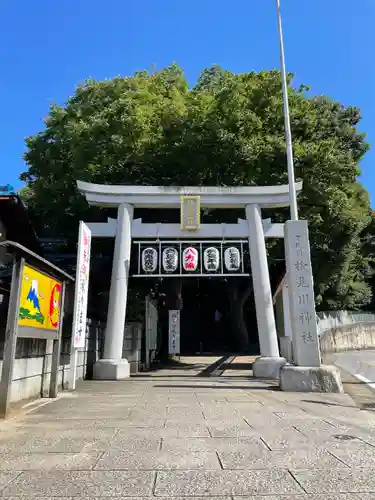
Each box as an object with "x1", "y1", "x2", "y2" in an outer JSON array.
[
  {"x1": 72, "y1": 221, "x2": 91, "y2": 349},
  {"x1": 168, "y1": 310, "x2": 180, "y2": 355}
]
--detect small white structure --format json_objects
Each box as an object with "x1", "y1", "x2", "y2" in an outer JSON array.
[
  {"x1": 273, "y1": 274, "x2": 293, "y2": 362},
  {"x1": 77, "y1": 180, "x2": 342, "y2": 391}
]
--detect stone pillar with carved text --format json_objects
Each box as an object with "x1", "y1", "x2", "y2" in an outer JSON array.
[
  {"x1": 284, "y1": 220, "x2": 320, "y2": 367},
  {"x1": 280, "y1": 220, "x2": 343, "y2": 392},
  {"x1": 93, "y1": 202, "x2": 134, "y2": 380}
]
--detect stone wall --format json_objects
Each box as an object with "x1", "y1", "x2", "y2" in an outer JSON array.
[
  {"x1": 123, "y1": 322, "x2": 142, "y2": 374},
  {"x1": 0, "y1": 318, "x2": 142, "y2": 404},
  {"x1": 320, "y1": 321, "x2": 375, "y2": 360},
  {"x1": 0, "y1": 317, "x2": 104, "y2": 403}
]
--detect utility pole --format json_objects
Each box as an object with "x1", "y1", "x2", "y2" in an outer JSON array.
[{"x1": 276, "y1": 0, "x2": 298, "y2": 220}]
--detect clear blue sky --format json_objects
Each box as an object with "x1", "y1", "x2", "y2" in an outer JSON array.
[{"x1": 0, "y1": 0, "x2": 374, "y2": 202}]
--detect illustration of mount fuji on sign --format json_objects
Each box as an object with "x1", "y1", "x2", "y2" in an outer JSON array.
[
  {"x1": 18, "y1": 265, "x2": 61, "y2": 331},
  {"x1": 19, "y1": 278, "x2": 44, "y2": 325}
]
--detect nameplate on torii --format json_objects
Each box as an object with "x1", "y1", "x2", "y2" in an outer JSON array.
[{"x1": 180, "y1": 195, "x2": 200, "y2": 231}]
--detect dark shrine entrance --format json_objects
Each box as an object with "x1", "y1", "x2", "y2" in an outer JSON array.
[
  {"x1": 155, "y1": 276, "x2": 260, "y2": 362},
  {"x1": 178, "y1": 278, "x2": 259, "y2": 355},
  {"x1": 180, "y1": 279, "x2": 227, "y2": 354}
]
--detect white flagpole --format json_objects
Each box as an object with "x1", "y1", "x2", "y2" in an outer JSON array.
[{"x1": 276, "y1": 0, "x2": 298, "y2": 221}]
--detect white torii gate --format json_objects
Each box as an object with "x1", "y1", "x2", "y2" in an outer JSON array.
[{"x1": 77, "y1": 180, "x2": 304, "y2": 381}]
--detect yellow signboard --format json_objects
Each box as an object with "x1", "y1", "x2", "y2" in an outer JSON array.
[
  {"x1": 180, "y1": 195, "x2": 201, "y2": 231},
  {"x1": 18, "y1": 265, "x2": 62, "y2": 330}
]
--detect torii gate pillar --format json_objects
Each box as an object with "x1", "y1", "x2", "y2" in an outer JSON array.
[
  {"x1": 246, "y1": 204, "x2": 286, "y2": 378},
  {"x1": 93, "y1": 203, "x2": 133, "y2": 380}
]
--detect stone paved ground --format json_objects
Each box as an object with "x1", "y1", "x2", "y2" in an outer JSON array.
[{"x1": 1, "y1": 356, "x2": 375, "y2": 499}]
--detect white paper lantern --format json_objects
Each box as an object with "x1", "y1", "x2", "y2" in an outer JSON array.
[
  {"x1": 182, "y1": 247, "x2": 198, "y2": 272},
  {"x1": 203, "y1": 247, "x2": 220, "y2": 272},
  {"x1": 162, "y1": 247, "x2": 179, "y2": 272},
  {"x1": 141, "y1": 247, "x2": 158, "y2": 272},
  {"x1": 224, "y1": 247, "x2": 241, "y2": 271}
]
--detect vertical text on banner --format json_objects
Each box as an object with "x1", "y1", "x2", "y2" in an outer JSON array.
[{"x1": 72, "y1": 221, "x2": 92, "y2": 349}]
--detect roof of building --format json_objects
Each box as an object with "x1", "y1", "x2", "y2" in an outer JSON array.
[
  {"x1": 0, "y1": 192, "x2": 41, "y2": 254},
  {"x1": 0, "y1": 241, "x2": 74, "y2": 282},
  {"x1": 0, "y1": 187, "x2": 43, "y2": 292}
]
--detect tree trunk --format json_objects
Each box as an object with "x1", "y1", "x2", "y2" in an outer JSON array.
[
  {"x1": 227, "y1": 283, "x2": 253, "y2": 352},
  {"x1": 166, "y1": 280, "x2": 183, "y2": 310}
]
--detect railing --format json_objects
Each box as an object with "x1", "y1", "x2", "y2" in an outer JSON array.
[{"x1": 317, "y1": 310, "x2": 375, "y2": 337}]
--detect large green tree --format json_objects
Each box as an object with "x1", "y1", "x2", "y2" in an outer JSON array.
[{"x1": 21, "y1": 64, "x2": 373, "y2": 347}]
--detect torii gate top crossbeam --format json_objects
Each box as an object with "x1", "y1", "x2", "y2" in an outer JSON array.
[{"x1": 77, "y1": 181, "x2": 303, "y2": 209}]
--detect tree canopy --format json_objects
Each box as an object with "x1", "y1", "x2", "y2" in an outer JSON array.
[{"x1": 21, "y1": 64, "x2": 374, "y2": 311}]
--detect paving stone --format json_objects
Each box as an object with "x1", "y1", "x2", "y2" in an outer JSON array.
[
  {"x1": 206, "y1": 421, "x2": 257, "y2": 438},
  {"x1": 0, "y1": 436, "x2": 60, "y2": 453},
  {"x1": 154, "y1": 470, "x2": 303, "y2": 496},
  {"x1": 219, "y1": 447, "x2": 345, "y2": 470},
  {"x1": 307, "y1": 429, "x2": 371, "y2": 444},
  {"x1": 196, "y1": 396, "x2": 229, "y2": 403},
  {"x1": 275, "y1": 411, "x2": 323, "y2": 421},
  {"x1": 292, "y1": 419, "x2": 338, "y2": 435},
  {"x1": 328, "y1": 440, "x2": 375, "y2": 467},
  {"x1": 292, "y1": 468, "x2": 375, "y2": 493},
  {"x1": 95, "y1": 451, "x2": 220, "y2": 470},
  {"x1": 109, "y1": 436, "x2": 162, "y2": 452},
  {"x1": 198, "y1": 402, "x2": 240, "y2": 408},
  {"x1": 225, "y1": 394, "x2": 258, "y2": 402},
  {"x1": 128, "y1": 409, "x2": 169, "y2": 419},
  {"x1": 110, "y1": 417, "x2": 163, "y2": 428},
  {"x1": 289, "y1": 418, "x2": 374, "y2": 442},
  {"x1": 134, "y1": 402, "x2": 161, "y2": 408},
  {"x1": 163, "y1": 422, "x2": 211, "y2": 437},
  {"x1": 328, "y1": 414, "x2": 375, "y2": 430},
  {"x1": 26, "y1": 410, "x2": 133, "y2": 420},
  {"x1": 161, "y1": 437, "x2": 267, "y2": 452},
  {"x1": 33, "y1": 403, "x2": 137, "y2": 412},
  {"x1": 201, "y1": 407, "x2": 240, "y2": 419},
  {"x1": 167, "y1": 399, "x2": 201, "y2": 407},
  {"x1": 299, "y1": 393, "x2": 358, "y2": 406},
  {"x1": 234, "y1": 402, "x2": 289, "y2": 414},
  {"x1": 13, "y1": 419, "x2": 121, "y2": 430},
  {"x1": 1, "y1": 470, "x2": 154, "y2": 496},
  {"x1": 243, "y1": 415, "x2": 289, "y2": 431},
  {"x1": 300, "y1": 405, "x2": 362, "y2": 421},
  {"x1": 353, "y1": 433, "x2": 375, "y2": 447},
  {"x1": 233, "y1": 495, "x2": 371, "y2": 499},
  {"x1": 258, "y1": 427, "x2": 314, "y2": 450},
  {"x1": 49, "y1": 437, "x2": 114, "y2": 453},
  {"x1": 22, "y1": 415, "x2": 133, "y2": 426},
  {"x1": 114, "y1": 427, "x2": 166, "y2": 438},
  {"x1": 0, "y1": 453, "x2": 100, "y2": 471},
  {"x1": 167, "y1": 407, "x2": 205, "y2": 418},
  {"x1": 0, "y1": 473, "x2": 18, "y2": 491},
  {"x1": 12, "y1": 428, "x2": 118, "y2": 441},
  {"x1": 152, "y1": 497, "x2": 232, "y2": 500}
]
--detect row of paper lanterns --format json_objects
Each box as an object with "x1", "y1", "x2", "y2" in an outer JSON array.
[{"x1": 141, "y1": 246, "x2": 241, "y2": 273}]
